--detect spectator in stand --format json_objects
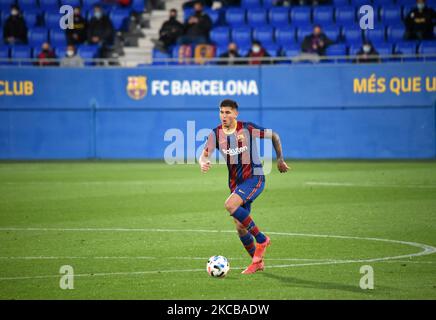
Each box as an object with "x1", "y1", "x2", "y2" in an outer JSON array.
[
  {"x1": 66, "y1": 7, "x2": 87, "y2": 45},
  {"x1": 354, "y1": 41, "x2": 380, "y2": 64},
  {"x1": 36, "y1": 42, "x2": 57, "y2": 66},
  {"x1": 404, "y1": 0, "x2": 436, "y2": 40},
  {"x1": 153, "y1": 9, "x2": 184, "y2": 52},
  {"x1": 301, "y1": 25, "x2": 333, "y2": 56},
  {"x1": 246, "y1": 40, "x2": 271, "y2": 65},
  {"x1": 60, "y1": 45, "x2": 85, "y2": 67},
  {"x1": 87, "y1": 5, "x2": 115, "y2": 47},
  {"x1": 178, "y1": 1, "x2": 212, "y2": 45},
  {"x1": 218, "y1": 42, "x2": 245, "y2": 65},
  {"x1": 3, "y1": 5, "x2": 28, "y2": 45}
]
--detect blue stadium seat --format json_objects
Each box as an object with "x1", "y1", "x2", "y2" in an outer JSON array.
[
  {"x1": 269, "y1": 7, "x2": 290, "y2": 27},
  {"x1": 335, "y1": 6, "x2": 355, "y2": 25},
  {"x1": 325, "y1": 44, "x2": 348, "y2": 63},
  {"x1": 380, "y1": 5, "x2": 402, "y2": 24},
  {"x1": 204, "y1": 8, "x2": 220, "y2": 25},
  {"x1": 395, "y1": 41, "x2": 418, "y2": 61},
  {"x1": 210, "y1": 27, "x2": 230, "y2": 46},
  {"x1": 372, "y1": 0, "x2": 394, "y2": 5},
  {"x1": 313, "y1": 6, "x2": 334, "y2": 25},
  {"x1": 231, "y1": 27, "x2": 252, "y2": 47},
  {"x1": 78, "y1": 44, "x2": 99, "y2": 65},
  {"x1": 215, "y1": 45, "x2": 227, "y2": 58},
  {"x1": 184, "y1": 8, "x2": 194, "y2": 22},
  {"x1": 262, "y1": 0, "x2": 277, "y2": 8},
  {"x1": 290, "y1": 7, "x2": 312, "y2": 25},
  {"x1": 342, "y1": 26, "x2": 362, "y2": 43},
  {"x1": 275, "y1": 26, "x2": 296, "y2": 46},
  {"x1": 39, "y1": 0, "x2": 60, "y2": 10},
  {"x1": 23, "y1": 11, "x2": 39, "y2": 27},
  {"x1": 333, "y1": 0, "x2": 351, "y2": 6},
  {"x1": 0, "y1": 0, "x2": 15, "y2": 10},
  {"x1": 55, "y1": 46, "x2": 67, "y2": 58},
  {"x1": 45, "y1": 12, "x2": 62, "y2": 29},
  {"x1": 282, "y1": 43, "x2": 301, "y2": 59},
  {"x1": 241, "y1": 0, "x2": 262, "y2": 8},
  {"x1": 247, "y1": 8, "x2": 267, "y2": 27},
  {"x1": 131, "y1": 0, "x2": 146, "y2": 13},
  {"x1": 50, "y1": 29, "x2": 67, "y2": 47},
  {"x1": 375, "y1": 42, "x2": 393, "y2": 61},
  {"x1": 323, "y1": 25, "x2": 341, "y2": 42},
  {"x1": 28, "y1": 28, "x2": 49, "y2": 46},
  {"x1": 18, "y1": 0, "x2": 40, "y2": 10},
  {"x1": 253, "y1": 26, "x2": 275, "y2": 45},
  {"x1": 364, "y1": 27, "x2": 386, "y2": 42},
  {"x1": 82, "y1": 0, "x2": 100, "y2": 10},
  {"x1": 264, "y1": 43, "x2": 280, "y2": 57},
  {"x1": 0, "y1": 45, "x2": 10, "y2": 65},
  {"x1": 419, "y1": 41, "x2": 436, "y2": 61},
  {"x1": 152, "y1": 49, "x2": 171, "y2": 65},
  {"x1": 11, "y1": 45, "x2": 32, "y2": 65},
  {"x1": 225, "y1": 8, "x2": 246, "y2": 27},
  {"x1": 386, "y1": 24, "x2": 405, "y2": 42},
  {"x1": 296, "y1": 25, "x2": 313, "y2": 42},
  {"x1": 350, "y1": 0, "x2": 371, "y2": 8},
  {"x1": 60, "y1": 0, "x2": 82, "y2": 7},
  {"x1": 402, "y1": 5, "x2": 414, "y2": 19},
  {"x1": 396, "y1": 0, "x2": 416, "y2": 6},
  {"x1": 110, "y1": 9, "x2": 131, "y2": 31}
]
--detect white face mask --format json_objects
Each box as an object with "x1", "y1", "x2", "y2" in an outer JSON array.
[
  {"x1": 11, "y1": 10, "x2": 18, "y2": 16},
  {"x1": 363, "y1": 45, "x2": 371, "y2": 53},
  {"x1": 66, "y1": 50, "x2": 75, "y2": 57},
  {"x1": 417, "y1": 3, "x2": 425, "y2": 10},
  {"x1": 252, "y1": 46, "x2": 261, "y2": 54}
]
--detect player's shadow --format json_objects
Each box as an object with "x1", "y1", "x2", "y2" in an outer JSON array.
[{"x1": 259, "y1": 272, "x2": 386, "y2": 295}]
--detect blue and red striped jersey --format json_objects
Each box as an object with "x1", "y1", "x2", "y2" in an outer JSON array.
[{"x1": 204, "y1": 120, "x2": 267, "y2": 192}]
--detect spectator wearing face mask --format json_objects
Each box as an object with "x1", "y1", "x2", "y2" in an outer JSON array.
[
  {"x1": 404, "y1": 0, "x2": 436, "y2": 40},
  {"x1": 178, "y1": 1, "x2": 212, "y2": 45},
  {"x1": 87, "y1": 5, "x2": 115, "y2": 47},
  {"x1": 37, "y1": 42, "x2": 57, "y2": 66},
  {"x1": 3, "y1": 5, "x2": 28, "y2": 45},
  {"x1": 153, "y1": 9, "x2": 184, "y2": 52},
  {"x1": 246, "y1": 40, "x2": 271, "y2": 65},
  {"x1": 66, "y1": 7, "x2": 87, "y2": 45},
  {"x1": 218, "y1": 42, "x2": 245, "y2": 65},
  {"x1": 60, "y1": 45, "x2": 84, "y2": 67},
  {"x1": 354, "y1": 41, "x2": 380, "y2": 64}
]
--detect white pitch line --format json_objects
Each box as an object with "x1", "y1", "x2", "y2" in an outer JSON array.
[
  {"x1": 305, "y1": 181, "x2": 436, "y2": 189},
  {"x1": 0, "y1": 227, "x2": 434, "y2": 281}
]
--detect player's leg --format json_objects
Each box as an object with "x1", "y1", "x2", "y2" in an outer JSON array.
[
  {"x1": 233, "y1": 218, "x2": 255, "y2": 257},
  {"x1": 224, "y1": 192, "x2": 267, "y2": 245}
]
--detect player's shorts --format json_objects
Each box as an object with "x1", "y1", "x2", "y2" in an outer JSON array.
[{"x1": 232, "y1": 175, "x2": 265, "y2": 206}]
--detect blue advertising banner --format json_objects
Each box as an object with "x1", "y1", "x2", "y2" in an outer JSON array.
[{"x1": 261, "y1": 63, "x2": 436, "y2": 108}]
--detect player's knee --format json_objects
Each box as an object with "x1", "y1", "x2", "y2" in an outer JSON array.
[{"x1": 224, "y1": 200, "x2": 237, "y2": 214}]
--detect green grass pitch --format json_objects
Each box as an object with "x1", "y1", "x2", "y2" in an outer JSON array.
[{"x1": 0, "y1": 161, "x2": 435, "y2": 299}]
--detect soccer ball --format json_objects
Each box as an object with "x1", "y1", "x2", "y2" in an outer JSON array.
[{"x1": 207, "y1": 255, "x2": 230, "y2": 278}]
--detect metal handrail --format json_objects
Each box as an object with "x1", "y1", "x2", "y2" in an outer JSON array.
[{"x1": 0, "y1": 53, "x2": 435, "y2": 66}]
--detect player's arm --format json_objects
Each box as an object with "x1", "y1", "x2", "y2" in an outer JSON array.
[
  {"x1": 199, "y1": 149, "x2": 211, "y2": 173},
  {"x1": 263, "y1": 130, "x2": 290, "y2": 173}
]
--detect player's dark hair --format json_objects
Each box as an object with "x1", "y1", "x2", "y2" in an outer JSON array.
[{"x1": 220, "y1": 99, "x2": 238, "y2": 109}]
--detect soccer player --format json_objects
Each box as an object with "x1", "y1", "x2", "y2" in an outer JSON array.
[{"x1": 199, "y1": 99, "x2": 289, "y2": 274}]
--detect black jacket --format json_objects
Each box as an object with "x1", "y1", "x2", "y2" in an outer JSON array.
[
  {"x1": 3, "y1": 15, "x2": 28, "y2": 43},
  {"x1": 87, "y1": 15, "x2": 114, "y2": 45},
  {"x1": 218, "y1": 51, "x2": 245, "y2": 65},
  {"x1": 184, "y1": 12, "x2": 212, "y2": 38},
  {"x1": 66, "y1": 14, "x2": 87, "y2": 45},
  {"x1": 301, "y1": 33, "x2": 333, "y2": 56},
  {"x1": 159, "y1": 18, "x2": 184, "y2": 40},
  {"x1": 404, "y1": 6, "x2": 436, "y2": 40}
]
